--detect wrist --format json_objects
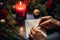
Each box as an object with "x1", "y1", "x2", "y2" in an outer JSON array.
[
  {"x1": 55, "y1": 20, "x2": 60, "y2": 28},
  {"x1": 51, "y1": 18, "x2": 60, "y2": 28}
]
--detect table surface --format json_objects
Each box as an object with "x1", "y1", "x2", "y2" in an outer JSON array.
[{"x1": 17, "y1": 22, "x2": 28, "y2": 39}]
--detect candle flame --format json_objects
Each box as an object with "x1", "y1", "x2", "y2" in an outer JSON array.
[{"x1": 20, "y1": 1, "x2": 22, "y2": 5}]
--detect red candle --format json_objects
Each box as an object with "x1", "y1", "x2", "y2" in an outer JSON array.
[{"x1": 15, "y1": 1, "x2": 27, "y2": 18}]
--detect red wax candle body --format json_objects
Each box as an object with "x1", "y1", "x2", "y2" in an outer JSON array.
[{"x1": 15, "y1": 1, "x2": 27, "y2": 18}]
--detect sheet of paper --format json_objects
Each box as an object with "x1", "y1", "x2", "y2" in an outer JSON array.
[
  {"x1": 25, "y1": 19, "x2": 40, "y2": 39},
  {"x1": 25, "y1": 19, "x2": 47, "y2": 40}
]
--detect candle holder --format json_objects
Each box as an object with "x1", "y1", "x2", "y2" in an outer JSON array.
[{"x1": 16, "y1": 17, "x2": 25, "y2": 25}]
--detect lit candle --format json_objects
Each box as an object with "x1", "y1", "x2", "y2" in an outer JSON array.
[{"x1": 15, "y1": 1, "x2": 27, "y2": 18}]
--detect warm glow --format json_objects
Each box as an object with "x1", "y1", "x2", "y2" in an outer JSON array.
[
  {"x1": 12, "y1": 5, "x2": 15, "y2": 9},
  {"x1": 19, "y1": 26, "x2": 24, "y2": 35},
  {"x1": 15, "y1": 1, "x2": 27, "y2": 13},
  {"x1": 0, "y1": 19, "x2": 6, "y2": 23},
  {"x1": 15, "y1": 1, "x2": 27, "y2": 18},
  {"x1": 20, "y1": 1, "x2": 22, "y2": 6},
  {"x1": 0, "y1": 2, "x2": 3, "y2": 5}
]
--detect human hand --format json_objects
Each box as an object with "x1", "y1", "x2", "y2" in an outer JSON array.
[
  {"x1": 39, "y1": 16, "x2": 59, "y2": 29},
  {"x1": 29, "y1": 27, "x2": 46, "y2": 40}
]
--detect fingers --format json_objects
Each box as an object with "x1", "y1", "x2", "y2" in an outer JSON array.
[
  {"x1": 40, "y1": 19, "x2": 51, "y2": 26},
  {"x1": 41, "y1": 16, "x2": 52, "y2": 19},
  {"x1": 29, "y1": 28, "x2": 36, "y2": 38},
  {"x1": 29, "y1": 27, "x2": 46, "y2": 40},
  {"x1": 39, "y1": 16, "x2": 52, "y2": 29},
  {"x1": 39, "y1": 16, "x2": 52, "y2": 24},
  {"x1": 40, "y1": 19, "x2": 52, "y2": 29},
  {"x1": 30, "y1": 27, "x2": 39, "y2": 35},
  {"x1": 30, "y1": 28, "x2": 36, "y2": 35},
  {"x1": 29, "y1": 32, "x2": 33, "y2": 38},
  {"x1": 29, "y1": 27, "x2": 40, "y2": 37},
  {"x1": 40, "y1": 19, "x2": 56, "y2": 29},
  {"x1": 29, "y1": 27, "x2": 45, "y2": 37},
  {"x1": 32, "y1": 27, "x2": 39, "y2": 33},
  {"x1": 32, "y1": 27, "x2": 47, "y2": 37}
]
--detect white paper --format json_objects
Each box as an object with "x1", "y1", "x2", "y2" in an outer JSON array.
[
  {"x1": 25, "y1": 19, "x2": 47, "y2": 40},
  {"x1": 25, "y1": 19, "x2": 40, "y2": 38}
]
